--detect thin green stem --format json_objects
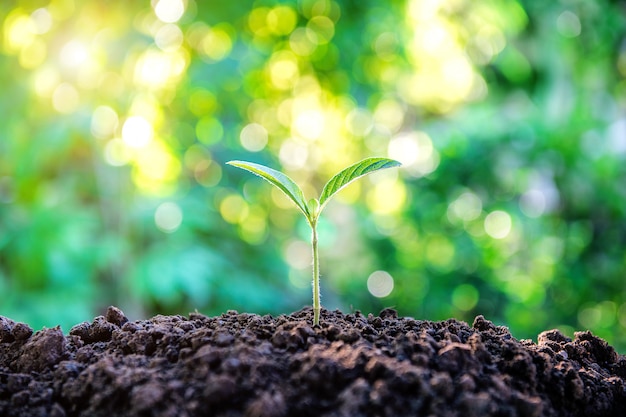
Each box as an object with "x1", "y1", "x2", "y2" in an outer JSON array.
[{"x1": 311, "y1": 225, "x2": 320, "y2": 325}]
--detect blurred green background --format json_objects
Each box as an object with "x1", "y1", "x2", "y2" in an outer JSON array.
[{"x1": 1, "y1": 0, "x2": 626, "y2": 351}]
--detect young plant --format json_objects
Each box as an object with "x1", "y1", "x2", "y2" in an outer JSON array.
[{"x1": 226, "y1": 157, "x2": 401, "y2": 325}]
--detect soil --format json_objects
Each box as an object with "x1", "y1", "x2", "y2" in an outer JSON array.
[{"x1": 1, "y1": 307, "x2": 625, "y2": 417}]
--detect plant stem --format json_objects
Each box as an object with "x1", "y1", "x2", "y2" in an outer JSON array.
[{"x1": 311, "y1": 225, "x2": 320, "y2": 325}]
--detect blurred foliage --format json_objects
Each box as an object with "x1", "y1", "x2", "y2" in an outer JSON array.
[{"x1": 1, "y1": 0, "x2": 626, "y2": 351}]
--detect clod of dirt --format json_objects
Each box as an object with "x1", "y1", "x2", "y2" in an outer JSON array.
[{"x1": 0, "y1": 306, "x2": 625, "y2": 416}]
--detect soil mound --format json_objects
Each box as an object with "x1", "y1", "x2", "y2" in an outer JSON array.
[{"x1": 1, "y1": 307, "x2": 625, "y2": 416}]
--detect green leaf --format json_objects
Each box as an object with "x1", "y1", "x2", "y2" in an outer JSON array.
[
  {"x1": 308, "y1": 198, "x2": 320, "y2": 219},
  {"x1": 319, "y1": 157, "x2": 401, "y2": 211},
  {"x1": 226, "y1": 160, "x2": 310, "y2": 219}
]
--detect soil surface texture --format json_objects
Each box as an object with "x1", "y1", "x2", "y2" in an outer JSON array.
[{"x1": 1, "y1": 306, "x2": 625, "y2": 416}]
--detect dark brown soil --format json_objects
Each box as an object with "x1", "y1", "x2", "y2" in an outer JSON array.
[{"x1": 1, "y1": 307, "x2": 625, "y2": 417}]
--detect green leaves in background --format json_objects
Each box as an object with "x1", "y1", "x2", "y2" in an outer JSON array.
[{"x1": 1, "y1": 0, "x2": 626, "y2": 351}]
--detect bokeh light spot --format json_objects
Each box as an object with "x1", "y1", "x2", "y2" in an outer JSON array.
[
  {"x1": 122, "y1": 116, "x2": 153, "y2": 148},
  {"x1": 505, "y1": 277, "x2": 545, "y2": 306},
  {"x1": 307, "y1": 16, "x2": 335, "y2": 44},
  {"x1": 91, "y1": 106, "x2": 119, "y2": 139},
  {"x1": 194, "y1": 160, "x2": 222, "y2": 187},
  {"x1": 452, "y1": 284, "x2": 479, "y2": 311},
  {"x1": 578, "y1": 301, "x2": 616, "y2": 330},
  {"x1": 484, "y1": 210, "x2": 512, "y2": 239},
  {"x1": 388, "y1": 133, "x2": 420, "y2": 165},
  {"x1": 447, "y1": 192, "x2": 483, "y2": 223},
  {"x1": 367, "y1": 270, "x2": 394, "y2": 298},
  {"x1": 293, "y1": 109, "x2": 325, "y2": 140},
  {"x1": 154, "y1": 0, "x2": 185, "y2": 23},
  {"x1": 33, "y1": 67, "x2": 60, "y2": 97},
  {"x1": 154, "y1": 202, "x2": 183, "y2": 233},
  {"x1": 30, "y1": 8, "x2": 52, "y2": 34},
  {"x1": 374, "y1": 32, "x2": 398, "y2": 60},
  {"x1": 284, "y1": 240, "x2": 311, "y2": 269},
  {"x1": 519, "y1": 190, "x2": 546, "y2": 218},
  {"x1": 269, "y1": 52, "x2": 299, "y2": 89},
  {"x1": 267, "y1": 6, "x2": 297, "y2": 35},
  {"x1": 188, "y1": 89, "x2": 217, "y2": 116},
  {"x1": 19, "y1": 38, "x2": 46, "y2": 69},
  {"x1": 374, "y1": 99, "x2": 405, "y2": 132},
  {"x1": 239, "y1": 206, "x2": 268, "y2": 244},
  {"x1": 367, "y1": 179, "x2": 407, "y2": 215},
  {"x1": 60, "y1": 40, "x2": 88, "y2": 68},
  {"x1": 104, "y1": 138, "x2": 132, "y2": 166},
  {"x1": 52, "y1": 82, "x2": 80, "y2": 114},
  {"x1": 196, "y1": 117, "x2": 224, "y2": 145},
  {"x1": 556, "y1": 11, "x2": 581, "y2": 38},
  {"x1": 290, "y1": 28, "x2": 318, "y2": 56},
  {"x1": 240, "y1": 123, "x2": 269, "y2": 152},
  {"x1": 248, "y1": 7, "x2": 269, "y2": 35},
  {"x1": 220, "y1": 194, "x2": 250, "y2": 224},
  {"x1": 155, "y1": 24, "x2": 184, "y2": 52},
  {"x1": 425, "y1": 234, "x2": 456, "y2": 271},
  {"x1": 135, "y1": 52, "x2": 166, "y2": 86},
  {"x1": 200, "y1": 27, "x2": 233, "y2": 61},
  {"x1": 279, "y1": 140, "x2": 309, "y2": 170},
  {"x1": 4, "y1": 11, "x2": 36, "y2": 52},
  {"x1": 133, "y1": 141, "x2": 181, "y2": 192},
  {"x1": 346, "y1": 108, "x2": 373, "y2": 137},
  {"x1": 388, "y1": 132, "x2": 439, "y2": 177},
  {"x1": 135, "y1": 50, "x2": 177, "y2": 88}
]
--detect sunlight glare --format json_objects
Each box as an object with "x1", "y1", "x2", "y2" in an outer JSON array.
[
  {"x1": 408, "y1": 0, "x2": 442, "y2": 22},
  {"x1": 388, "y1": 132, "x2": 439, "y2": 177},
  {"x1": 134, "y1": 50, "x2": 183, "y2": 88},
  {"x1": 60, "y1": 40, "x2": 88, "y2": 67},
  {"x1": 293, "y1": 109, "x2": 325, "y2": 140},
  {"x1": 122, "y1": 116, "x2": 153, "y2": 148}
]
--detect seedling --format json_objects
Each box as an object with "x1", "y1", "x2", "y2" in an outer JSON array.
[{"x1": 226, "y1": 157, "x2": 401, "y2": 325}]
